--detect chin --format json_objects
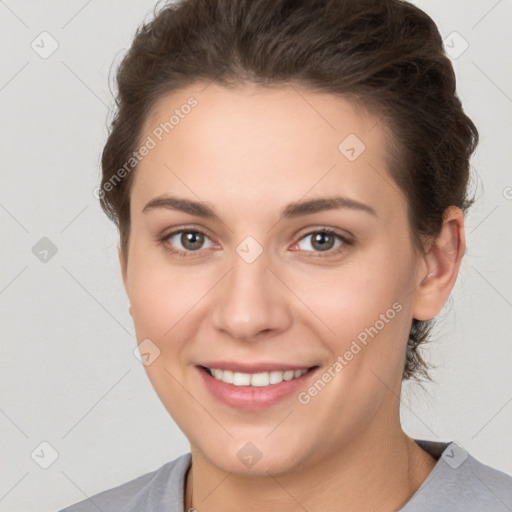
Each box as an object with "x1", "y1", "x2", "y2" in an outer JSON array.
[{"x1": 195, "y1": 435, "x2": 312, "y2": 477}]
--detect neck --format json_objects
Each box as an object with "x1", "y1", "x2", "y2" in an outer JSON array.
[{"x1": 184, "y1": 423, "x2": 437, "y2": 512}]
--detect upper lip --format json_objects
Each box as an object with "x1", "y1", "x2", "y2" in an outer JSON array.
[{"x1": 198, "y1": 361, "x2": 317, "y2": 373}]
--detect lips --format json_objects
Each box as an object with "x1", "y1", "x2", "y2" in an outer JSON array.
[{"x1": 196, "y1": 363, "x2": 319, "y2": 410}]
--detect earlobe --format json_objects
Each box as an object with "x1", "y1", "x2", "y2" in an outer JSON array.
[{"x1": 412, "y1": 206, "x2": 466, "y2": 321}]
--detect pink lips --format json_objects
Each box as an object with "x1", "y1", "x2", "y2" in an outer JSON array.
[{"x1": 197, "y1": 364, "x2": 318, "y2": 411}]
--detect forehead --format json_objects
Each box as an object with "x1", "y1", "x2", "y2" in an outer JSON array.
[
  {"x1": 132, "y1": 82, "x2": 402, "y2": 220},
  {"x1": 142, "y1": 81, "x2": 388, "y2": 157}
]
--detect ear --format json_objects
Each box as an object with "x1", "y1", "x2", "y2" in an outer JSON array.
[
  {"x1": 412, "y1": 206, "x2": 466, "y2": 321},
  {"x1": 118, "y1": 245, "x2": 132, "y2": 317}
]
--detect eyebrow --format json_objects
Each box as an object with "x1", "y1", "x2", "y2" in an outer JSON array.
[{"x1": 142, "y1": 195, "x2": 377, "y2": 219}]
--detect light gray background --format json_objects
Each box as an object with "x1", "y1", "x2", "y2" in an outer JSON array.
[{"x1": 1, "y1": 0, "x2": 511, "y2": 510}]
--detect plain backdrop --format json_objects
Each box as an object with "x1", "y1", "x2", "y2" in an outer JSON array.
[{"x1": 1, "y1": 0, "x2": 511, "y2": 510}]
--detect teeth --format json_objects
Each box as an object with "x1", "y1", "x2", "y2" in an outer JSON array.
[
  {"x1": 250, "y1": 372, "x2": 270, "y2": 387},
  {"x1": 207, "y1": 367, "x2": 309, "y2": 387},
  {"x1": 232, "y1": 372, "x2": 251, "y2": 386},
  {"x1": 222, "y1": 370, "x2": 234, "y2": 384},
  {"x1": 269, "y1": 371, "x2": 284, "y2": 384},
  {"x1": 283, "y1": 370, "x2": 294, "y2": 381}
]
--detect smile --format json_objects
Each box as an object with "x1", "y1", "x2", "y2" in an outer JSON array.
[
  {"x1": 197, "y1": 365, "x2": 319, "y2": 410},
  {"x1": 204, "y1": 367, "x2": 309, "y2": 387}
]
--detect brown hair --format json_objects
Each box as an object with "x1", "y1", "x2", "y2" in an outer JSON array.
[{"x1": 100, "y1": 0, "x2": 478, "y2": 380}]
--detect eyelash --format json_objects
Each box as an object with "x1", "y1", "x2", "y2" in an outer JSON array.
[{"x1": 158, "y1": 226, "x2": 352, "y2": 259}]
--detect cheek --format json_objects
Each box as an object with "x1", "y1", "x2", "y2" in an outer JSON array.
[
  {"x1": 301, "y1": 257, "x2": 410, "y2": 331},
  {"x1": 125, "y1": 245, "x2": 218, "y2": 344},
  {"x1": 128, "y1": 272, "x2": 170, "y2": 337},
  {"x1": 294, "y1": 252, "x2": 415, "y2": 375},
  {"x1": 126, "y1": 244, "x2": 176, "y2": 337}
]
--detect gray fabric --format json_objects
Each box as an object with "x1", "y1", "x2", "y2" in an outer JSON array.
[{"x1": 58, "y1": 440, "x2": 512, "y2": 511}]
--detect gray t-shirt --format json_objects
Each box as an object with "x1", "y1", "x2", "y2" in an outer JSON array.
[{"x1": 58, "y1": 440, "x2": 512, "y2": 511}]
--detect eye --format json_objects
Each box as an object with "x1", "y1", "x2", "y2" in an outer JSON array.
[
  {"x1": 293, "y1": 228, "x2": 351, "y2": 256},
  {"x1": 160, "y1": 228, "x2": 215, "y2": 256},
  {"x1": 159, "y1": 227, "x2": 351, "y2": 258}
]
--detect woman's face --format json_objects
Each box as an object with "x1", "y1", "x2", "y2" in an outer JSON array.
[{"x1": 122, "y1": 82, "x2": 426, "y2": 475}]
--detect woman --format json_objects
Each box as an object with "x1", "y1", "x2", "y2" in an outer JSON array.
[{"x1": 60, "y1": 0, "x2": 512, "y2": 510}]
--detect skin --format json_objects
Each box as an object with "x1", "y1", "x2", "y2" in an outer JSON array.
[{"x1": 120, "y1": 82, "x2": 465, "y2": 511}]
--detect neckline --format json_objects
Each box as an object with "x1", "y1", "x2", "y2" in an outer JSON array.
[
  {"x1": 413, "y1": 438, "x2": 452, "y2": 460},
  {"x1": 397, "y1": 439, "x2": 456, "y2": 509},
  {"x1": 179, "y1": 440, "x2": 456, "y2": 511}
]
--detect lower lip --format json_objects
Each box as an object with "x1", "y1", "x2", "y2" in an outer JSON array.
[{"x1": 197, "y1": 366, "x2": 318, "y2": 411}]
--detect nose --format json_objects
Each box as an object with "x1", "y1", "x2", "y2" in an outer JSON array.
[{"x1": 210, "y1": 248, "x2": 292, "y2": 342}]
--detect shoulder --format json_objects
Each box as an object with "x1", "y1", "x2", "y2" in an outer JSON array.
[
  {"x1": 403, "y1": 440, "x2": 512, "y2": 512},
  {"x1": 57, "y1": 452, "x2": 191, "y2": 512}
]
